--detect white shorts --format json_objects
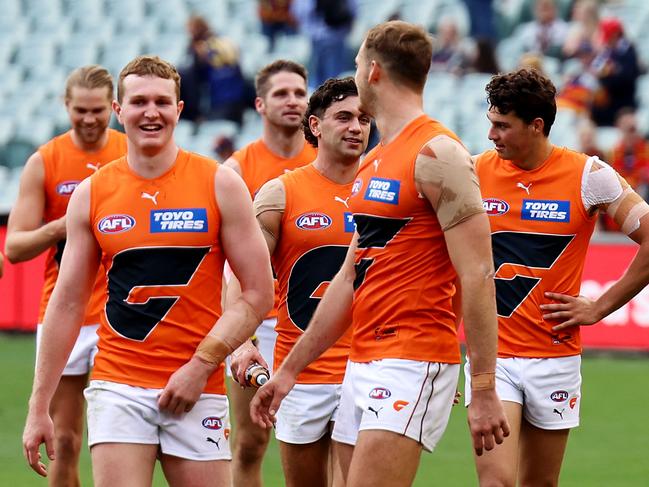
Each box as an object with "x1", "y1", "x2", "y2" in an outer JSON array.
[
  {"x1": 276, "y1": 383, "x2": 342, "y2": 444},
  {"x1": 464, "y1": 356, "x2": 581, "y2": 430},
  {"x1": 36, "y1": 323, "x2": 99, "y2": 376},
  {"x1": 225, "y1": 317, "x2": 277, "y2": 378},
  {"x1": 84, "y1": 380, "x2": 231, "y2": 461},
  {"x1": 331, "y1": 359, "x2": 460, "y2": 452}
]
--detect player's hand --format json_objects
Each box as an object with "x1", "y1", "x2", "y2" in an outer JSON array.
[
  {"x1": 453, "y1": 389, "x2": 462, "y2": 406},
  {"x1": 23, "y1": 409, "x2": 55, "y2": 477},
  {"x1": 158, "y1": 356, "x2": 213, "y2": 416},
  {"x1": 52, "y1": 215, "x2": 67, "y2": 240},
  {"x1": 467, "y1": 389, "x2": 510, "y2": 456},
  {"x1": 541, "y1": 292, "x2": 601, "y2": 330},
  {"x1": 230, "y1": 339, "x2": 268, "y2": 386},
  {"x1": 249, "y1": 370, "x2": 295, "y2": 429}
]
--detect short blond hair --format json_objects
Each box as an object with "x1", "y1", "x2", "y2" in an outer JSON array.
[
  {"x1": 65, "y1": 65, "x2": 114, "y2": 101},
  {"x1": 117, "y1": 55, "x2": 181, "y2": 103}
]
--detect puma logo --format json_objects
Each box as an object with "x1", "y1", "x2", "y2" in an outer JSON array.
[
  {"x1": 517, "y1": 182, "x2": 532, "y2": 194},
  {"x1": 206, "y1": 437, "x2": 220, "y2": 449},
  {"x1": 373, "y1": 159, "x2": 381, "y2": 171},
  {"x1": 334, "y1": 196, "x2": 350, "y2": 208},
  {"x1": 553, "y1": 408, "x2": 565, "y2": 420},
  {"x1": 86, "y1": 162, "x2": 100, "y2": 172},
  {"x1": 368, "y1": 406, "x2": 383, "y2": 419},
  {"x1": 141, "y1": 191, "x2": 159, "y2": 205}
]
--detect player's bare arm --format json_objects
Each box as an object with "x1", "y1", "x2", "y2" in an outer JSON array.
[
  {"x1": 415, "y1": 137, "x2": 510, "y2": 455},
  {"x1": 5, "y1": 152, "x2": 66, "y2": 263},
  {"x1": 158, "y1": 165, "x2": 274, "y2": 415},
  {"x1": 542, "y1": 165, "x2": 649, "y2": 329},
  {"x1": 23, "y1": 179, "x2": 100, "y2": 476},
  {"x1": 250, "y1": 232, "x2": 357, "y2": 429},
  {"x1": 229, "y1": 178, "x2": 285, "y2": 383},
  {"x1": 222, "y1": 155, "x2": 242, "y2": 176}
]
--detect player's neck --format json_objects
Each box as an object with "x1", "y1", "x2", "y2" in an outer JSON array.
[
  {"x1": 511, "y1": 139, "x2": 554, "y2": 171},
  {"x1": 262, "y1": 124, "x2": 304, "y2": 159},
  {"x1": 313, "y1": 153, "x2": 359, "y2": 185},
  {"x1": 126, "y1": 142, "x2": 180, "y2": 179},
  {"x1": 70, "y1": 128, "x2": 110, "y2": 153},
  {"x1": 374, "y1": 89, "x2": 424, "y2": 146}
]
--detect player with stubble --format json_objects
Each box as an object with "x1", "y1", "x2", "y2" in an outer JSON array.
[
  {"x1": 22, "y1": 55, "x2": 273, "y2": 487},
  {"x1": 6, "y1": 65, "x2": 127, "y2": 487},
  {"x1": 222, "y1": 59, "x2": 315, "y2": 487},
  {"x1": 232, "y1": 77, "x2": 370, "y2": 487},
  {"x1": 251, "y1": 21, "x2": 509, "y2": 487}
]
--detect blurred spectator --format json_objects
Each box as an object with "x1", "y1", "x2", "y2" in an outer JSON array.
[
  {"x1": 609, "y1": 108, "x2": 649, "y2": 201},
  {"x1": 517, "y1": 0, "x2": 568, "y2": 59},
  {"x1": 577, "y1": 118, "x2": 605, "y2": 160},
  {"x1": 590, "y1": 17, "x2": 643, "y2": 127},
  {"x1": 430, "y1": 16, "x2": 473, "y2": 75},
  {"x1": 562, "y1": 0, "x2": 600, "y2": 58},
  {"x1": 213, "y1": 135, "x2": 235, "y2": 161},
  {"x1": 179, "y1": 15, "x2": 252, "y2": 125},
  {"x1": 258, "y1": 0, "x2": 298, "y2": 50},
  {"x1": 469, "y1": 38, "x2": 501, "y2": 74},
  {"x1": 518, "y1": 52, "x2": 546, "y2": 73},
  {"x1": 291, "y1": 0, "x2": 356, "y2": 89},
  {"x1": 464, "y1": 0, "x2": 497, "y2": 43},
  {"x1": 557, "y1": 42, "x2": 599, "y2": 117}
]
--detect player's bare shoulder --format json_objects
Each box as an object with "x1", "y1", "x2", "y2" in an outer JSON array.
[{"x1": 415, "y1": 135, "x2": 483, "y2": 230}]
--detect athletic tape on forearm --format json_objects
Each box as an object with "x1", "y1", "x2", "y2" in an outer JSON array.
[
  {"x1": 471, "y1": 372, "x2": 496, "y2": 391},
  {"x1": 194, "y1": 335, "x2": 233, "y2": 366}
]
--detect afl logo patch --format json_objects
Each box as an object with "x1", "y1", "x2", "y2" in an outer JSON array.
[
  {"x1": 296, "y1": 212, "x2": 332, "y2": 230},
  {"x1": 351, "y1": 178, "x2": 363, "y2": 196},
  {"x1": 483, "y1": 198, "x2": 509, "y2": 216},
  {"x1": 550, "y1": 390, "x2": 569, "y2": 402},
  {"x1": 369, "y1": 387, "x2": 391, "y2": 399},
  {"x1": 202, "y1": 417, "x2": 223, "y2": 430},
  {"x1": 98, "y1": 214, "x2": 136, "y2": 234},
  {"x1": 56, "y1": 180, "x2": 81, "y2": 196}
]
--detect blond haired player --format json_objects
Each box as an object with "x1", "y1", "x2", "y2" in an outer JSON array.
[{"x1": 6, "y1": 65, "x2": 126, "y2": 487}]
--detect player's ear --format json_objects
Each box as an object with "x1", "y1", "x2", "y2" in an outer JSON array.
[
  {"x1": 308, "y1": 115, "x2": 321, "y2": 139},
  {"x1": 255, "y1": 96, "x2": 264, "y2": 114},
  {"x1": 112, "y1": 100, "x2": 123, "y2": 124},
  {"x1": 176, "y1": 100, "x2": 184, "y2": 120}
]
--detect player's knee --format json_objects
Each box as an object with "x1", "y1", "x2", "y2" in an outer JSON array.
[
  {"x1": 54, "y1": 430, "x2": 82, "y2": 459},
  {"x1": 233, "y1": 433, "x2": 269, "y2": 466},
  {"x1": 520, "y1": 477, "x2": 558, "y2": 487}
]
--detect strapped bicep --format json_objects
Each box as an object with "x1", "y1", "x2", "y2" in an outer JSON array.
[
  {"x1": 253, "y1": 178, "x2": 285, "y2": 247},
  {"x1": 415, "y1": 136, "x2": 484, "y2": 231}
]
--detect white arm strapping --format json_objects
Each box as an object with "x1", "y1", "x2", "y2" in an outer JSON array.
[{"x1": 580, "y1": 156, "x2": 623, "y2": 211}]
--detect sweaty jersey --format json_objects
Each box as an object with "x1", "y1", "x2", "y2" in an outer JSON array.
[
  {"x1": 232, "y1": 138, "x2": 316, "y2": 318},
  {"x1": 476, "y1": 146, "x2": 597, "y2": 358},
  {"x1": 90, "y1": 149, "x2": 226, "y2": 394},
  {"x1": 348, "y1": 115, "x2": 467, "y2": 364},
  {"x1": 38, "y1": 129, "x2": 127, "y2": 324},
  {"x1": 262, "y1": 164, "x2": 353, "y2": 383}
]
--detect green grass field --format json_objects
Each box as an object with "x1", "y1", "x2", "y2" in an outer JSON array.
[{"x1": 1, "y1": 333, "x2": 647, "y2": 486}]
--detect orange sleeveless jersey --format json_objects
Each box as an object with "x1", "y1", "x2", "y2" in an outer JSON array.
[
  {"x1": 348, "y1": 115, "x2": 461, "y2": 364},
  {"x1": 39, "y1": 129, "x2": 127, "y2": 324},
  {"x1": 233, "y1": 138, "x2": 316, "y2": 318},
  {"x1": 476, "y1": 147, "x2": 596, "y2": 358},
  {"x1": 90, "y1": 150, "x2": 227, "y2": 393},
  {"x1": 273, "y1": 165, "x2": 353, "y2": 383}
]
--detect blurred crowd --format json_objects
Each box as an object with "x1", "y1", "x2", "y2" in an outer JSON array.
[{"x1": 180, "y1": 0, "x2": 648, "y2": 232}]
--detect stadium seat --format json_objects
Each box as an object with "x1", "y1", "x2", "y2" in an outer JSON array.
[
  {"x1": 100, "y1": 38, "x2": 143, "y2": 78},
  {"x1": 59, "y1": 40, "x2": 100, "y2": 73},
  {"x1": 13, "y1": 38, "x2": 57, "y2": 75},
  {"x1": 271, "y1": 34, "x2": 311, "y2": 68},
  {"x1": 595, "y1": 126, "x2": 621, "y2": 154},
  {"x1": 0, "y1": 116, "x2": 15, "y2": 147}
]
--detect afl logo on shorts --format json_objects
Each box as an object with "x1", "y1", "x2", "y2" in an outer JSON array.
[
  {"x1": 202, "y1": 417, "x2": 223, "y2": 430},
  {"x1": 56, "y1": 180, "x2": 81, "y2": 196},
  {"x1": 550, "y1": 390, "x2": 569, "y2": 402},
  {"x1": 369, "y1": 387, "x2": 391, "y2": 399},
  {"x1": 98, "y1": 214, "x2": 136, "y2": 234},
  {"x1": 296, "y1": 212, "x2": 332, "y2": 230},
  {"x1": 483, "y1": 198, "x2": 509, "y2": 216},
  {"x1": 351, "y1": 178, "x2": 363, "y2": 196}
]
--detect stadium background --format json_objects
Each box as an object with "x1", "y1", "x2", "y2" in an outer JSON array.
[{"x1": 0, "y1": 0, "x2": 648, "y2": 485}]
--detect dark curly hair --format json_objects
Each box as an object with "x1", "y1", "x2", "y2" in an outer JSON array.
[
  {"x1": 303, "y1": 77, "x2": 358, "y2": 148},
  {"x1": 485, "y1": 68, "x2": 557, "y2": 136}
]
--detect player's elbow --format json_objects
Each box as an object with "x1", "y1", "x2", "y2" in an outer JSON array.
[{"x1": 4, "y1": 240, "x2": 28, "y2": 264}]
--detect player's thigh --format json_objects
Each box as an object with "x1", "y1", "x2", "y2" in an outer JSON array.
[
  {"x1": 160, "y1": 454, "x2": 231, "y2": 487},
  {"x1": 473, "y1": 401, "x2": 523, "y2": 487},
  {"x1": 279, "y1": 435, "x2": 330, "y2": 487},
  {"x1": 518, "y1": 421, "x2": 569, "y2": 487},
  {"x1": 50, "y1": 374, "x2": 88, "y2": 435},
  {"x1": 332, "y1": 440, "x2": 353, "y2": 486},
  {"x1": 91, "y1": 443, "x2": 158, "y2": 487},
  {"x1": 347, "y1": 430, "x2": 422, "y2": 487},
  {"x1": 228, "y1": 380, "x2": 270, "y2": 445}
]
